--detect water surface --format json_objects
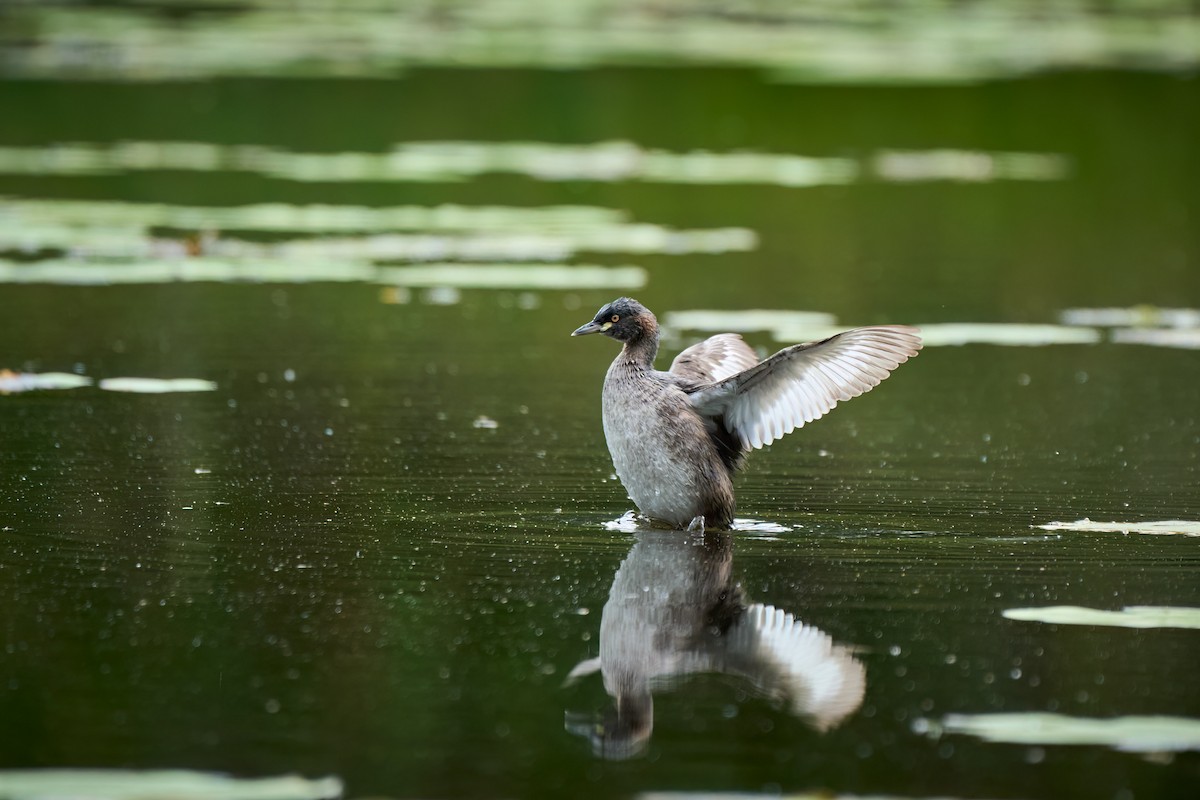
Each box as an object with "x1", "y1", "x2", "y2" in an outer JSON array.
[{"x1": 2, "y1": 46, "x2": 1199, "y2": 800}]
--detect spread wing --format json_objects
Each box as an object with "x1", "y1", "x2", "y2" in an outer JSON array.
[
  {"x1": 686, "y1": 326, "x2": 922, "y2": 450},
  {"x1": 669, "y1": 333, "x2": 760, "y2": 385}
]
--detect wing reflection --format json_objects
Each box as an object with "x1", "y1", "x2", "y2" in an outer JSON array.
[{"x1": 566, "y1": 531, "x2": 865, "y2": 759}]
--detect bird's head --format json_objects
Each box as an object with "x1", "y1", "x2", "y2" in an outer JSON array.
[{"x1": 571, "y1": 297, "x2": 657, "y2": 344}]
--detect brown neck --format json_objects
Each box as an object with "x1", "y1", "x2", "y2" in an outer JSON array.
[{"x1": 620, "y1": 333, "x2": 659, "y2": 368}]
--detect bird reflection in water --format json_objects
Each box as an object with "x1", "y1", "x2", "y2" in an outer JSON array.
[{"x1": 565, "y1": 530, "x2": 865, "y2": 759}]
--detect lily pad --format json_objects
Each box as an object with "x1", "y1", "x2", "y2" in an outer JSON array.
[
  {"x1": 914, "y1": 323, "x2": 1100, "y2": 347},
  {"x1": 1034, "y1": 518, "x2": 1200, "y2": 537},
  {"x1": 637, "y1": 794, "x2": 1009, "y2": 800},
  {"x1": 0, "y1": 141, "x2": 858, "y2": 186},
  {"x1": 98, "y1": 378, "x2": 218, "y2": 393},
  {"x1": 0, "y1": 201, "x2": 754, "y2": 262},
  {"x1": 0, "y1": 197, "x2": 628, "y2": 233},
  {"x1": 1110, "y1": 328, "x2": 1200, "y2": 350},
  {"x1": 377, "y1": 263, "x2": 646, "y2": 290},
  {"x1": 0, "y1": 371, "x2": 92, "y2": 393},
  {"x1": 663, "y1": 309, "x2": 837, "y2": 338},
  {"x1": 874, "y1": 149, "x2": 1067, "y2": 182},
  {"x1": 1059, "y1": 306, "x2": 1200, "y2": 328},
  {"x1": 0, "y1": 769, "x2": 342, "y2": 800},
  {"x1": 0, "y1": 141, "x2": 1071, "y2": 188},
  {"x1": 934, "y1": 712, "x2": 1200, "y2": 753},
  {"x1": 3, "y1": 3, "x2": 1198, "y2": 83},
  {"x1": 1003, "y1": 605, "x2": 1200, "y2": 629},
  {"x1": 0, "y1": 258, "x2": 648, "y2": 289}
]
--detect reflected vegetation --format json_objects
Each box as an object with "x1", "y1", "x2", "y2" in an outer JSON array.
[{"x1": 565, "y1": 531, "x2": 864, "y2": 759}]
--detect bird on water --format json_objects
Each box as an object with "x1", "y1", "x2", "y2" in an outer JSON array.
[{"x1": 572, "y1": 298, "x2": 922, "y2": 530}]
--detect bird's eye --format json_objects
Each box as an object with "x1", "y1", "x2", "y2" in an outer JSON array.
[{"x1": 611, "y1": 314, "x2": 620, "y2": 322}]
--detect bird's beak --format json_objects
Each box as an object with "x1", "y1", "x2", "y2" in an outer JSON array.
[{"x1": 571, "y1": 320, "x2": 606, "y2": 337}]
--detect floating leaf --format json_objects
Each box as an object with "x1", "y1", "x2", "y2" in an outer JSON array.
[
  {"x1": 1003, "y1": 605, "x2": 1200, "y2": 630},
  {"x1": 0, "y1": 371, "x2": 92, "y2": 393},
  {"x1": 933, "y1": 713, "x2": 1200, "y2": 753},
  {"x1": 1111, "y1": 328, "x2": 1200, "y2": 350},
  {"x1": 1060, "y1": 306, "x2": 1200, "y2": 329},
  {"x1": 98, "y1": 378, "x2": 218, "y2": 393},
  {"x1": 0, "y1": 259, "x2": 647, "y2": 289},
  {"x1": 0, "y1": 197, "x2": 628, "y2": 233},
  {"x1": 638, "y1": 794, "x2": 1008, "y2": 800},
  {"x1": 663, "y1": 309, "x2": 837, "y2": 338},
  {"x1": 4, "y1": 4, "x2": 1196, "y2": 82},
  {"x1": 874, "y1": 150, "x2": 1068, "y2": 182},
  {"x1": 0, "y1": 200, "x2": 755, "y2": 261},
  {"x1": 0, "y1": 141, "x2": 855, "y2": 186},
  {"x1": 377, "y1": 264, "x2": 646, "y2": 290},
  {"x1": 914, "y1": 323, "x2": 1101, "y2": 347},
  {"x1": 1035, "y1": 518, "x2": 1200, "y2": 537},
  {"x1": 0, "y1": 769, "x2": 342, "y2": 800},
  {"x1": 0, "y1": 258, "x2": 380, "y2": 285},
  {"x1": 664, "y1": 318, "x2": 1104, "y2": 347},
  {"x1": 0, "y1": 142, "x2": 1067, "y2": 187}
]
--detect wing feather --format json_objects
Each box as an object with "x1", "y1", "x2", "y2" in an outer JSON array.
[
  {"x1": 669, "y1": 333, "x2": 760, "y2": 385},
  {"x1": 686, "y1": 325, "x2": 922, "y2": 450}
]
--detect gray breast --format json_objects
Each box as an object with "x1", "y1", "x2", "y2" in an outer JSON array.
[{"x1": 601, "y1": 363, "x2": 733, "y2": 527}]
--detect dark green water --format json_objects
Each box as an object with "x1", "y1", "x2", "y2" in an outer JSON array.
[{"x1": 2, "y1": 60, "x2": 1199, "y2": 800}]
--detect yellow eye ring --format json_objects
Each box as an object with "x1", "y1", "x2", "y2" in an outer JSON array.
[{"x1": 611, "y1": 314, "x2": 620, "y2": 322}]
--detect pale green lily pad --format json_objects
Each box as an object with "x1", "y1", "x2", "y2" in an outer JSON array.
[
  {"x1": 377, "y1": 263, "x2": 646, "y2": 290},
  {"x1": 1003, "y1": 605, "x2": 1200, "y2": 629},
  {"x1": 0, "y1": 141, "x2": 858, "y2": 186},
  {"x1": 5, "y1": 4, "x2": 1196, "y2": 84},
  {"x1": 0, "y1": 258, "x2": 380, "y2": 285},
  {"x1": 874, "y1": 149, "x2": 1068, "y2": 182},
  {"x1": 0, "y1": 141, "x2": 1068, "y2": 187},
  {"x1": 0, "y1": 197, "x2": 628, "y2": 233},
  {"x1": 0, "y1": 259, "x2": 647, "y2": 289},
  {"x1": 665, "y1": 319, "x2": 1103, "y2": 347},
  {"x1": 99, "y1": 378, "x2": 218, "y2": 393},
  {"x1": 0, "y1": 769, "x2": 341, "y2": 800},
  {"x1": 1060, "y1": 306, "x2": 1200, "y2": 328},
  {"x1": 1111, "y1": 328, "x2": 1200, "y2": 350},
  {"x1": 639, "y1": 794, "x2": 1008, "y2": 800},
  {"x1": 1035, "y1": 518, "x2": 1200, "y2": 537},
  {"x1": 0, "y1": 372, "x2": 92, "y2": 393},
  {"x1": 933, "y1": 713, "x2": 1200, "y2": 752},
  {"x1": 663, "y1": 309, "x2": 837, "y2": 336},
  {"x1": 915, "y1": 323, "x2": 1100, "y2": 347},
  {"x1": 0, "y1": 199, "x2": 754, "y2": 261}
]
